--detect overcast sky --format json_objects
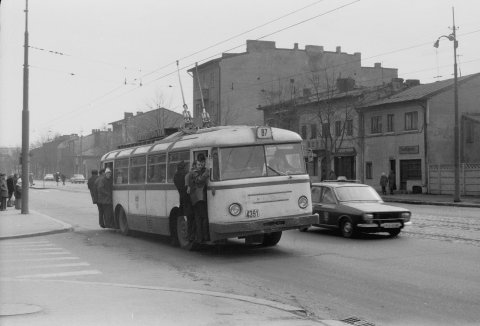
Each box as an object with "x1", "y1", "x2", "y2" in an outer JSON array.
[{"x1": 1, "y1": 0, "x2": 479, "y2": 147}]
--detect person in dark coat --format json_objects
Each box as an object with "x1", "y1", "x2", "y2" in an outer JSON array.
[
  {"x1": 14, "y1": 178, "x2": 22, "y2": 210},
  {"x1": 94, "y1": 169, "x2": 106, "y2": 227},
  {"x1": 0, "y1": 173, "x2": 8, "y2": 211},
  {"x1": 96, "y1": 168, "x2": 114, "y2": 228},
  {"x1": 388, "y1": 170, "x2": 396, "y2": 195},
  {"x1": 380, "y1": 172, "x2": 388, "y2": 195},
  {"x1": 190, "y1": 154, "x2": 210, "y2": 242},
  {"x1": 87, "y1": 169, "x2": 102, "y2": 226},
  {"x1": 175, "y1": 161, "x2": 196, "y2": 241},
  {"x1": 6, "y1": 174, "x2": 15, "y2": 207}
]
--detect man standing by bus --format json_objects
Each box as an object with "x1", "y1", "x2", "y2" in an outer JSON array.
[
  {"x1": 97, "y1": 168, "x2": 114, "y2": 228},
  {"x1": 191, "y1": 154, "x2": 210, "y2": 242}
]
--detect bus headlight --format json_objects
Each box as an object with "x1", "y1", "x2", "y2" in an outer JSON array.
[
  {"x1": 401, "y1": 212, "x2": 411, "y2": 221},
  {"x1": 298, "y1": 196, "x2": 308, "y2": 209},
  {"x1": 229, "y1": 203, "x2": 242, "y2": 216},
  {"x1": 363, "y1": 213, "x2": 374, "y2": 223}
]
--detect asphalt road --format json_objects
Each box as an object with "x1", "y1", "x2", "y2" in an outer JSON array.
[{"x1": 6, "y1": 183, "x2": 480, "y2": 325}]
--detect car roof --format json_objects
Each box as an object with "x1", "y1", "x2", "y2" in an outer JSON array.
[{"x1": 311, "y1": 182, "x2": 370, "y2": 188}]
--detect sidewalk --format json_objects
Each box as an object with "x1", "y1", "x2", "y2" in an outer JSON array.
[
  {"x1": 382, "y1": 193, "x2": 480, "y2": 208},
  {"x1": 0, "y1": 208, "x2": 344, "y2": 326},
  {"x1": 0, "y1": 208, "x2": 73, "y2": 240}
]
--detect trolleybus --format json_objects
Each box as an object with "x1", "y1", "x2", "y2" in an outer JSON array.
[{"x1": 100, "y1": 125, "x2": 318, "y2": 249}]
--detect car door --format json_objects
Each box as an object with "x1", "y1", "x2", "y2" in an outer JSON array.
[{"x1": 317, "y1": 186, "x2": 339, "y2": 226}]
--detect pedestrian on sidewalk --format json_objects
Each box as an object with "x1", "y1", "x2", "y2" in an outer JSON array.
[
  {"x1": 388, "y1": 170, "x2": 396, "y2": 195},
  {"x1": 96, "y1": 168, "x2": 114, "y2": 228},
  {"x1": 380, "y1": 172, "x2": 388, "y2": 195},
  {"x1": 14, "y1": 178, "x2": 22, "y2": 210},
  {"x1": 6, "y1": 174, "x2": 15, "y2": 207},
  {"x1": 0, "y1": 173, "x2": 8, "y2": 211},
  {"x1": 61, "y1": 173, "x2": 66, "y2": 186}
]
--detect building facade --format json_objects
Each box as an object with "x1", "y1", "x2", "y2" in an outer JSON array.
[
  {"x1": 189, "y1": 40, "x2": 398, "y2": 127},
  {"x1": 357, "y1": 73, "x2": 480, "y2": 195}
]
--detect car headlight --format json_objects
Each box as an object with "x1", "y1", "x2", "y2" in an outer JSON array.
[
  {"x1": 229, "y1": 203, "x2": 242, "y2": 216},
  {"x1": 298, "y1": 196, "x2": 308, "y2": 209},
  {"x1": 401, "y1": 212, "x2": 411, "y2": 221},
  {"x1": 363, "y1": 213, "x2": 374, "y2": 223}
]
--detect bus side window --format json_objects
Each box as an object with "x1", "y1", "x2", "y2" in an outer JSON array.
[
  {"x1": 167, "y1": 151, "x2": 190, "y2": 183},
  {"x1": 147, "y1": 154, "x2": 166, "y2": 183},
  {"x1": 212, "y1": 148, "x2": 219, "y2": 181}
]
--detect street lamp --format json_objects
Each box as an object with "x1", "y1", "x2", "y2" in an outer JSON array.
[{"x1": 434, "y1": 7, "x2": 460, "y2": 202}]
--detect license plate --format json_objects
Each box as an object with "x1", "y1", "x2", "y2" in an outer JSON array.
[
  {"x1": 382, "y1": 222, "x2": 401, "y2": 228},
  {"x1": 246, "y1": 209, "x2": 259, "y2": 218}
]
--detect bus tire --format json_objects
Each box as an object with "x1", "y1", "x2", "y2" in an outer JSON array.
[
  {"x1": 176, "y1": 215, "x2": 198, "y2": 251},
  {"x1": 262, "y1": 231, "x2": 282, "y2": 247},
  {"x1": 118, "y1": 208, "x2": 130, "y2": 236}
]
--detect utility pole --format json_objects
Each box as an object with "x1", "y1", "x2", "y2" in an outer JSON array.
[
  {"x1": 452, "y1": 8, "x2": 460, "y2": 202},
  {"x1": 434, "y1": 7, "x2": 460, "y2": 202},
  {"x1": 21, "y1": 0, "x2": 30, "y2": 214}
]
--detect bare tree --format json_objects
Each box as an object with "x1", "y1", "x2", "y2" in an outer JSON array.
[{"x1": 308, "y1": 70, "x2": 358, "y2": 178}]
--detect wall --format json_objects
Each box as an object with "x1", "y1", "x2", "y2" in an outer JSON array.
[{"x1": 361, "y1": 102, "x2": 426, "y2": 191}]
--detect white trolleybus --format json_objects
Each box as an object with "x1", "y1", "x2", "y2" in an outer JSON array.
[{"x1": 100, "y1": 125, "x2": 318, "y2": 249}]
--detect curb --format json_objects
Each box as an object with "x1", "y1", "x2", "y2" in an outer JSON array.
[
  {"x1": 0, "y1": 210, "x2": 73, "y2": 240},
  {"x1": 383, "y1": 198, "x2": 480, "y2": 208}
]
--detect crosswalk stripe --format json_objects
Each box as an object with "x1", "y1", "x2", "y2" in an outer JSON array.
[
  {"x1": 8, "y1": 251, "x2": 71, "y2": 256},
  {"x1": 4, "y1": 256, "x2": 80, "y2": 262},
  {"x1": 28, "y1": 262, "x2": 91, "y2": 269},
  {"x1": 17, "y1": 270, "x2": 102, "y2": 278},
  {"x1": 15, "y1": 247, "x2": 64, "y2": 251}
]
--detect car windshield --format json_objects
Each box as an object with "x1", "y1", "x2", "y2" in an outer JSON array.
[
  {"x1": 335, "y1": 186, "x2": 382, "y2": 202},
  {"x1": 216, "y1": 143, "x2": 305, "y2": 181}
]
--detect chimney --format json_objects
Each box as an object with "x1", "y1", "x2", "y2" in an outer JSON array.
[
  {"x1": 136, "y1": 111, "x2": 143, "y2": 116},
  {"x1": 124, "y1": 112, "x2": 133, "y2": 119},
  {"x1": 374, "y1": 62, "x2": 382, "y2": 68},
  {"x1": 391, "y1": 78, "x2": 404, "y2": 91},
  {"x1": 294, "y1": 43, "x2": 299, "y2": 50},
  {"x1": 336, "y1": 46, "x2": 341, "y2": 53},
  {"x1": 405, "y1": 79, "x2": 420, "y2": 87}
]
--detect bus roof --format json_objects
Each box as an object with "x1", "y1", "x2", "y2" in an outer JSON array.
[{"x1": 101, "y1": 125, "x2": 302, "y2": 161}]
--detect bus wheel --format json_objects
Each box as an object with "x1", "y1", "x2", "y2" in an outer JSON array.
[
  {"x1": 118, "y1": 208, "x2": 130, "y2": 236},
  {"x1": 176, "y1": 215, "x2": 197, "y2": 251},
  {"x1": 262, "y1": 231, "x2": 282, "y2": 247}
]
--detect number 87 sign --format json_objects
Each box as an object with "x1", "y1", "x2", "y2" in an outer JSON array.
[{"x1": 256, "y1": 127, "x2": 272, "y2": 139}]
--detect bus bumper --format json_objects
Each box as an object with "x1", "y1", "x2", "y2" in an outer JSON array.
[{"x1": 209, "y1": 213, "x2": 319, "y2": 241}]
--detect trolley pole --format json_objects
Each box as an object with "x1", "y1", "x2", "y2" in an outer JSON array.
[{"x1": 21, "y1": 0, "x2": 30, "y2": 214}]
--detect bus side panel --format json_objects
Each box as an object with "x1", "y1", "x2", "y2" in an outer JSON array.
[
  {"x1": 146, "y1": 189, "x2": 169, "y2": 236},
  {"x1": 113, "y1": 189, "x2": 130, "y2": 227},
  {"x1": 128, "y1": 188, "x2": 147, "y2": 232}
]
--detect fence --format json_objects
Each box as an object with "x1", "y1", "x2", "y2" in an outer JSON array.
[{"x1": 428, "y1": 163, "x2": 480, "y2": 196}]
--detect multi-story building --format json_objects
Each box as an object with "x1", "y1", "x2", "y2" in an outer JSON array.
[
  {"x1": 357, "y1": 73, "x2": 480, "y2": 195},
  {"x1": 109, "y1": 108, "x2": 183, "y2": 149},
  {"x1": 189, "y1": 40, "x2": 398, "y2": 127}
]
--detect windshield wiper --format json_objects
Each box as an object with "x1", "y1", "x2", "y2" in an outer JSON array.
[{"x1": 266, "y1": 164, "x2": 288, "y2": 176}]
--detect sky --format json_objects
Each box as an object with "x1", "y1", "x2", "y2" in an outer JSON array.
[{"x1": 1, "y1": 0, "x2": 479, "y2": 148}]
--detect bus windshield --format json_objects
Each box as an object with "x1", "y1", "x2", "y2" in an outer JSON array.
[{"x1": 218, "y1": 143, "x2": 305, "y2": 180}]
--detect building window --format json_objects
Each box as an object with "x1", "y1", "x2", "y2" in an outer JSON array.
[
  {"x1": 405, "y1": 111, "x2": 418, "y2": 130},
  {"x1": 301, "y1": 125, "x2": 307, "y2": 139},
  {"x1": 311, "y1": 124, "x2": 317, "y2": 139},
  {"x1": 366, "y1": 162, "x2": 372, "y2": 179},
  {"x1": 371, "y1": 116, "x2": 382, "y2": 134},
  {"x1": 346, "y1": 119, "x2": 353, "y2": 136},
  {"x1": 322, "y1": 123, "x2": 330, "y2": 138},
  {"x1": 335, "y1": 121, "x2": 342, "y2": 137},
  {"x1": 387, "y1": 114, "x2": 394, "y2": 132}
]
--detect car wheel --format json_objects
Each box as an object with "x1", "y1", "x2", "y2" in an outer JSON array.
[
  {"x1": 340, "y1": 218, "x2": 356, "y2": 238},
  {"x1": 176, "y1": 215, "x2": 198, "y2": 251},
  {"x1": 299, "y1": 227, "x2": 309, "y2": 232},
  {"x1": 118, "y1": 208, "x2": 130, "y2": 235},
  {"x1": 262, "y1": 231, "x2": 282, "y2": 246},
  {"x1": 388, "y1": 229, "x2": 401, "y2": 237}
]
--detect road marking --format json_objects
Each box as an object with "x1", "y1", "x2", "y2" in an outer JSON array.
[
  {"x1": 10, "y1": 251, "x2": 71, "y2": 256},
  {"x1": 3, "y1": 256, "x2": 80, "y2": 262},
  {"x1": 17, "y1": 270, "x2": 102, "y2": 279},
  {"x1": 15, "y1": 247, "x2": 64, "y2": 251},
  {"x1": 1, "y1": 241, "x2": 51, "y2": 247}
]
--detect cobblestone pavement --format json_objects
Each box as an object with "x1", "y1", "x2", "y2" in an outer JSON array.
[{"x1": 399, "y1": 205, "x2": 480, "y2": 247}]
